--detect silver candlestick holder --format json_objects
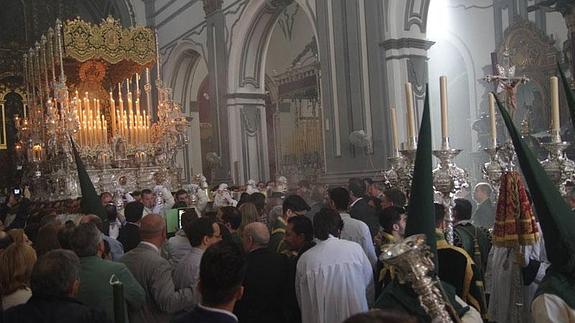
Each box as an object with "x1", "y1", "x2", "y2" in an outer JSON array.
[
  {"x1": 482, "y1": 146, "x2": 504, "y2": 198},
  {"x1": 540, "y1": 130, "x2": 574, "y2": 194},
  {"x1": 433, "y1": 138, "x2": 468, "y2": 244},
  {"x1": 397, "y1": 146, "x2": 417, "y2": 193},
  {"x1": 383, "y1": 151, "x2": 405, "y2": 189}
]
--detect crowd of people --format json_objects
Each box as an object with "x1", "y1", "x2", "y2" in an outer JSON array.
[{"x1": 0, "y1": 175, "x2": 561, "y2": 323}]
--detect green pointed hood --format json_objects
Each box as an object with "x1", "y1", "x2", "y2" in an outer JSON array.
[
  {"x1": 557, "y1": 63, "x2": 575, "y2": 131},
  {"x1": 405, "y1": 85, "x2": 437, "y2": 268},
  {"x1": 70, "y1": 137, "x2": 107, "y2": 221},
  {"x1": 494, "y1": 94, "x2": 575, "y2": 274}
]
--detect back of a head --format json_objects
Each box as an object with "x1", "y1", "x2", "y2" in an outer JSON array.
[
  {"x1": 34, "y1": 223, "x2": 63, "y2": 257},
  {"x1": 250, "y1": 192, "x2": 266, "y2": 213},
  {"x1": 239, "y1": 203, "x2": 258, "y2": 230},
  {"x1": 434, "y1": 203, "x2": 445, "y2": 227},
  {"x1": 139, "y1": 214, "x2": 165, "y2": 241},
  {"x1": 282, "y1": 195, "x2": 311, "y2": 214},
  {"x1": 243, "y1": 222, "x2": 270, "y2": 247},
  {"x1": 453, "y1": 198, "x2": 472, "y2": 221},
  {"x1": 104, "y1": 203, "x2": 118, "y2": 221},
  {"x1": 181, "y1": 208, "x2": 199, "y2": 230},
  {"x1": 0, "y1": 231, "x2": 13, "y2": 250},
  {"x1": 124, "y1": 201, "x2": 145, "y2": 223},
  {"x1": 313, "y1": 208, "x2": 343, "y2": 240},
  {"x1": 70, "y1": 223, "x2": 102, "y2": 257},
  {"x1": 0, "y1": 243, "x2": 37, "y2": 296},
  {"x1": 31, "y1": 249, "x2": 80, "y2": 297},
  {"x1": 200, "y1": 241, "x2": 247, "y2": 307},
  {"x1": 475, "y1": 182, "x2": 493, "y2": 196},
  {"x1": 57, "y1": 221, "x2": 77, "y2": 250},
  {"x1": 287, "y1": 215, "x2": 314, "y2": 242},
  {"x1": 348, "y1": 177, "x2": 366, "y2": 198},
  {"x1": 80, "y1": 214, "x2": 104, "y2": 232},
  {"x1": 329, "y1": 187, "x2": 350, "y2": 211},
  {"x1": 379, "y1": 206, "x2": 405, "y2": 233},
  {"x1": 343, "y1": 309, "x2": 417, "y2": 323},
  {"x1": 384, "y1": 188, "x2": 407, "y2": 207},
  {"x1": 220, "y1": 206, "x2": 242, "y2": 230},
  {"x1": 185, "y1": 217, "x2": 215, "y2": 247}
]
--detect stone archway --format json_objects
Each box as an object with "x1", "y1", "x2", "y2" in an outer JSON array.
[{"x1": 226, "y1": 0, "x2": 319, "y2": 184}]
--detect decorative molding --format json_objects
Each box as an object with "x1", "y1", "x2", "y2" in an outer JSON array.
[
  {"x1": 403, "y1": 0, "x2": 430, "y2": 33},
  {"x1": 203, "y1": 0, "x2": 224, "y2": 16},
  {"x1": 226, "y1": 92, "x2": 267, "y2": 100},
  {"x1": 238, "y1": 0, "x2": 294, "y2": 88},
  {"x1": 380, "y1": 38, "x2": 435, "y2": 51},
  {"x1": 385, "y1": 54, "x2": 430, "y2": 61}
]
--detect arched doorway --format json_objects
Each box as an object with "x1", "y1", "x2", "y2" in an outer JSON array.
[
  {"x1": 226, "y1": 0, "x2": 321, "y2": 184},
  {"x1": 169, "y1": 48, "x2": 208, "y2": 183}
]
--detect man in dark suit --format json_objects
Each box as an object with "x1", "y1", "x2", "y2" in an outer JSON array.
[
  {"x1": 119, "y1": 214, "x2": 195, "y2": 322},
  {"x1": 348, "y1": 177, "x2": 379, "y2": 238},
  {"x1": 235, "y1": 222, "x2": 291, "y2": 323},
  {"x1": 471, "y1": 183, "x2": 495, "y2": 229},
  {"x1": 117, "y1": 201, "x2": 143, "y2": 252},
  {"x1": 174, "y1": 241, "x2": 246, "y2": 323}
]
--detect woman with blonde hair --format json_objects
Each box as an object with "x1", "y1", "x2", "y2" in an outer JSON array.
[
  {"x1": 0, "y1": 243, "x2": 37, "y2": 310},
  {"x1": 7, "y1": 228, "x2": 32, "y2": 245},
  {"x1": 238, "y1": 202, "x2": 258, "y2": 233}
]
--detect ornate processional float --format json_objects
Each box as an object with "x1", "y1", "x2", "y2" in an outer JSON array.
[{"x1": 14, "y1": 17, "x2": 190, "y2": 201}]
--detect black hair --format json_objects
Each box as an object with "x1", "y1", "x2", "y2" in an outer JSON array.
[
  {"x1": 348, "y1": 177, "x2": 366, "y2": 198},
  {"x1": 250, "y1": 192, "x2": 266, "y2": 214},
  {"x1": 124, "y1": 201, "x2": 144, "y2": 223},
  {"x1": 185, "y1": 217, "x2": 216, "y2": 247},
  {"x1": 453, "y1": 198, "x2": 472, "y2": 222},
  {"x1": 220, "y1": 206, "x2": 242, "y2": 230},
  {"x1": 287, "y1": 215, "x2": 314, "y2": 242},
  {"x1": 199, "y1": 241, "x2": 247, "y2": 307},
  {"x1": 104, "y1": 203, "x2": 118, "y2": 221},
  {"x1": 282, "y1": 195, "x2": 311, "y2": 214},
  {"x1": 328, "y1": 187, "x2": 350, "y2": 211},
  {"x1": 141, "y1": 189, "x2": 153, "y2": 196},
  {"x1": 383, "y1": 188, "x2": 407, "y2": 207},
  {"x1": 313, "y1": 208, "x2": 343, "y2": 240},
  {"x1": 175, "y1": 189, "x2": 188, "y2": 198},
  {"x1": 434, "y1": 203, "x2": 445, "y2": 226},
  {"x1": 379, "y1": 206, "x2": 405, "y2": 233}
]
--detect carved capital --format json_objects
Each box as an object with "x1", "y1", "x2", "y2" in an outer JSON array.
[{"x1": 203, "y1": 0, "x2": 223, "y2": 16}]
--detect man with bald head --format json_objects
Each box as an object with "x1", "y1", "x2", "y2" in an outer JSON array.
[
  {"x1": 234, "y1": 222, "x2": 293, "y2": 323},
  {"x1": 120, "y1": 214, "x2": 194, "y2": 322}
]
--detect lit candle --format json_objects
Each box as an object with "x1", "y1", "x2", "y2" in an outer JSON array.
[
  {"x1": 23, "y1": 104, "x2": 27, "y2": 119},
  {"x1": 488, "y1": 93, "x2": 497, "y2": 148},
  {"x1": 439, "y1": 76, "x2": 449, "y2": 139},
  {"x1": 110, "y1": 91, "x2": 116, "y2": 137},
  {"x1": 127, "y1": 93, "x2": 133, "y2": 144},
  {"x1": 118, "y1": 83, "x2": 124, "y2": 137},
  {"x1": 101, "y1": 115, "x2": 106, "y2": 145},
  {"x1": 390, "y1": 107, "x2": 399, "y2": 153},
  {"x1": 551, "y1": 76, "x2": 560, "y2": 132},
  {"x1": 143, "y1": 110, "x2": 148, "y2": 143},
  {"x1": 405, "y1": 82, "x2": 415, "y2": 141}
]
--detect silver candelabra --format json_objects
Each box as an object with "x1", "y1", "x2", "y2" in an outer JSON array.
[
  {"x1": 433, "y1": 138, "x2": 468, "y2": 244},
  {"x1": 540, "y1": 130, "x2": 574, "y2": 195}
]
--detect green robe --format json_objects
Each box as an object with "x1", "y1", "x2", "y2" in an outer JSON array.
[
  {"x1": 374, "y1": 280, "x2": 469, "y2": 322},
  {"x1": 453, "y1": 221, "x2": 491, "y2": 276},
  {"x1": 436, "y1": 230, "x2": 487, "y2": 318},
  {"x1": 269, "y1": 216, "x2": 288, "y2": 254}
]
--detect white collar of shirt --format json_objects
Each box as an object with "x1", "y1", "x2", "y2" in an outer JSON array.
[
  {"x1": 349, "y1": 197, "x2": 362, "y2": 208},
  {"x1": 140, "y1": 241, "x2": 160, "y2": 253},
  {"x1": 197, "y1": 304, "x2": 238, "y2": 321},
  {"x1": 339, "y1": 212, "x2": 351, "y2": 219}
]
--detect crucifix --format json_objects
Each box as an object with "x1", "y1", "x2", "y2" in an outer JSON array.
[{"x1": 484, "y1": 49, "x2": 530, "y2": 119}]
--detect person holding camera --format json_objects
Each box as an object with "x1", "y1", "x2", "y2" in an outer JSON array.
[{"x1": 0, "y1": 188, "x2": 30, "y2": 230}]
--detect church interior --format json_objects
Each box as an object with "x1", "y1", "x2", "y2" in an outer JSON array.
[{"x1": 2, "y1": 1, "x2": 575, "y2": 323}]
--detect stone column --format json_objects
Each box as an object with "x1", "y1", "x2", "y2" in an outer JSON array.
[
  {"x1": 314, "y1": 0, "x2": 388, "y2": 184},
  {"x1": 226, "y1": 93, "x2": 270, "y2": 184},
  {"x1": 203, "y1": 0, "x2": 232, "y2": 183}
]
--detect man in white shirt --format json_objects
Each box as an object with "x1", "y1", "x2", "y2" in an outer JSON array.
[
  {"x1": 296, "y1": 208, "x2": 374, "y2": 323},
  {"x1": 328, "y1": 187, "x2": 377, "y2": 267},
  {"x1": 141, "y1": 186, "x2": 175, "y2": 218}
]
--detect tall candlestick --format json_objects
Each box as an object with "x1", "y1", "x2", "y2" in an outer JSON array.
[
  {"x1": 127, "y1": 93, "x2": 133, "y2": 144},
  {"x1": 551, "y1": 76, "x2": 560, "y2": 133},
  {"x1": 439, "y1": 76, "x2": 449, "y2": 139},
  {"x1": 23, "y1": 104, "x2": 27, "y2": 119},
  {"x1": 404, "y1": 82, "x2": 416, "y2": 142},
  {"x1": 390, "y1": 107, "x2": 399, "y2": 153},
  {"x1": 110, "y1": 91, "x2": 116, "y2": 137},
  {"x1": 488, "y1": 93, "x2": 497, "y2": 148}
]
